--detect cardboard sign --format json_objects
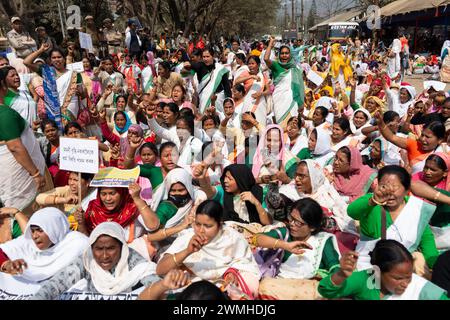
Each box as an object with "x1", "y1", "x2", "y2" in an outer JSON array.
[
  {"x1": 59, "y1": 137, "x2": 99, "y2": 174},
  {"x1": 78, "y1": 32, "x2": 94, "y2": 52},
  {"x1": 90, "y1": 167, "x2": 140, "y2": 188},
  {"x1": 67, "y1": 62, "x2": 84, "y2": 72}
]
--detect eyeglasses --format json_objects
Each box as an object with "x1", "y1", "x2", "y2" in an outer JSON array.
[
  {"x1": 287, "y1": 214, "x2": 307, "y2": 228},
  {"x1": 295, "y1": 173, "x2": 309, "y2": 180}
]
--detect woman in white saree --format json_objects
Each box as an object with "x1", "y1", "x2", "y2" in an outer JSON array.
[
  {"x1": 156, "y1": 200, "x2": 261, "y2": 299},
  {"x1": 24, "y1": 43, "x2": 85, "y2": 131},
  {"x1": 0, "y1": 208, "x2": 88, "y2": 299}
]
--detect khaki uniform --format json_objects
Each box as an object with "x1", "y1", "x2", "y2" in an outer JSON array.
[{"x1": 104, "y1": 27, "x2": 123, "y2": 55}]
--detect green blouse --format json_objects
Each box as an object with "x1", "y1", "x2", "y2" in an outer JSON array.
[
  {"x1": 318, "y1": 269, "x2": 449, "y2": 300},
  {"x1": 263, "y1": 227, "x2": 340, "y2": 277},
  {"x1": 431, "y1": 189, "x2": 450, "y2": 228},
  {"x1": 347, "y1": 194, "x2": 439, "y2": 268},
  {"x1": 156, "y1": 201, "x2": 178, "y2": 227},
  {"x1": 0, "y1": 105, "x2": 26, "y2": 141}
]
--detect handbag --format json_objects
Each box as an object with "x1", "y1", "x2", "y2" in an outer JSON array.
[
  {"x1": 254, "y1": 228, "x2": 289, "y2": 278},
  {"x1": 222, "y1": 267, "x2": 254, "y2": 300}
]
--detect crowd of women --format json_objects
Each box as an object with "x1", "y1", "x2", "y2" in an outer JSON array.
[{"x1": 3, "y1": 30, "x2": 450, "y2": 301}]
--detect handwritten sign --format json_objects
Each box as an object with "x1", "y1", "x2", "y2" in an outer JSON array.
[
  {"x1": 59, "y1": 137, "x2": 99, "y2": 174},
  {"x1": 90, "y1": 167, "x2": 140, "y2": 188},
  {"x1": 78, "y1": 32, "x2": 94, "y2": 52},
  {"x1": 67, "y1": 61, "x2": 84, "y2": 72}
]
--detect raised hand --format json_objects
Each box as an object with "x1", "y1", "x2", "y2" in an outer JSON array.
[
  {"x1": 129, "y1": 182, "x2": 142, "y2": 200},
  {"x1": 339, "y1": 251, "x2": 359, "y2": 277},
  {"x1": 110, "y1": 143, "x2": 121, "y2": 159},
  {"x1": 187, "y1": 234, "x2": 208, "y2": 254},
  {"x1": 161, "y1": 269, "x2": 191, "y2": 290}
]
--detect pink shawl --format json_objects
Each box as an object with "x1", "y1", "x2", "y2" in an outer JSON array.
[
  {"x1": 333, "y1": 146, "x2": 377, "y2": 202},
  {"x1": 412, "y1": 152, "x2": 450, "y2": 191}
]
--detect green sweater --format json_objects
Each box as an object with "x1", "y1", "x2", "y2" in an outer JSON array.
[
  {"x1": 347, "y1": 194, "x2": 439, "y2": 268},
  {"x1": 318, "y1": 269, "x2": 449, "y2": 300}
]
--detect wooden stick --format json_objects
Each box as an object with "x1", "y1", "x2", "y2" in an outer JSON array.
[{"x1": 78, "y1": 172, "x2": 82, "y2": 207}]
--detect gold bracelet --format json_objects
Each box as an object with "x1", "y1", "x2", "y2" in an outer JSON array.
[
  {"x1": 273, "y1": 239, "x2": 280, "y2": 250},
  {"x1": 162, "y1": 229, "x2": 168, "y2": 238},
  {"x1": 172, "y1": 254, "x2": 180, "y2": 266},
  {"x1": 371, "y1": 197, "x2": 384, "y2": 206},
  {"x1": 31, "y1": 170, "x2": 40, "y2": 178},
  {"x1": 434, "y1": 191, "x2": 441, "y2": 201},
  {"x1": 140, "y1": 204, "x2": 148, "y2": 211}
]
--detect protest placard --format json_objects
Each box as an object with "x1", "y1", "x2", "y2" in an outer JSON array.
[
  {"x1": 59, "y1": 137, "x2": 99, "y2": 174},
  {"x1": 78, "y1": 32, "x2": 94, "y2": 52},
  {"x1": 307, "y1": 69, "x2": 325, "y2": 87},
  {"x1": 67, "y1": 61, "x2": 84, "y2": 72},
  {"x1": 90, "y1": 167, "x2": 140, "y2": 188}
]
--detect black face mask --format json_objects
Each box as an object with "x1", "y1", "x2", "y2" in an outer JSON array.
[{"x1": 168, "y1": 194, "x2": 191, "y2": 208}]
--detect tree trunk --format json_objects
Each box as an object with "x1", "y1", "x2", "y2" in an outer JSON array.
[{"x1": 150, "y1": 0, "x2": 160, "y2": 36}]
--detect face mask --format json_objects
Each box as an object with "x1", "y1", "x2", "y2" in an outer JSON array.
[{"x1": 168, "y1": 194, "x2": 191, "y2": 208}]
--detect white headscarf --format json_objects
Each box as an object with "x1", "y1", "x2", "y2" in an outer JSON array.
[
  {"x1": 350, "y1": 108, "x2": 372, "y2": 135},
  {"x1": 0, "y1": 207, "x2": 88, "y2": 282},
  {"x1": 151, "y1": 168, "x2": 206, "y2": 227},
  {"x1": 312, "y1": 127, "x2": 332, "y2": 156},
  {"x1": 83, "y1": 222, "x2": 157, "y2": 295},
  {"x1": 398, "y1": 85, "x2": 417, "y2": 116},
  {"x1": 279, "y1": 160, "x2": 358, "y2": 235},
  {"x1": 441, "y1": 40, "x2": 450, "y2": 59}
]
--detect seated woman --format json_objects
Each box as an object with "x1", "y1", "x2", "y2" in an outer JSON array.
[
  {"x1": 279, "y1": 160, "x2": 358, "y2": 240},
  {"x1": 75, "y1": 183, "x2": 160, "y2": 247},
  {"x1": 156, "y1": 200, "x2": 261, "y2": 299},
  {"x1": 150, "y1": 168, "x2": 206, "y2": 228},
  {"x1": 193, "y1": 140, "x2": 231, "y2": 186},
  {"x1": 330, "y1": 118, "x2": 360, "y2": 152},
  {"x1": 362, "y1": 138, "x2": 388, "y2": 170},
  {"x1": 31, "y1": 222, "x2": 160, "y2": 300},
  {"x1": 34, "y1": 119, "x2": 61, "y2": 185},
  {"x1": 0, "y1": 207, "x2": 29, "y2": 244},
  {"x1": 284, "y1": 117, "x2": 308, "y2": 157},
  {"x1": 196, "y1": 164, "x2": 272, "y2": 226},
  {"x1": 36, "y1": 171, "x2": 96, "y2": 230},
  {"x1": 147, "y1": 110, "x2": 203, "y2": 166},
  {"x1": 304, "y1": 106, "x2": 331, "y2": 134},
  {"x1": 252, "y1": 124, "x2": 299, "y2": 185},
  {"x1": 348, "y1": 165, "x2": 439, "y2": 279},
  {"x1": 256, "y1": 198, "x2": 341, "y2": 300},
  {"x1": 298, "y1": 127, "x2": 335, "y2": 168},
  {"x1": 412, "y1": 153, "x2": 450, "y2": 192},
  {"x1": 349, "y1": 108, "x2": 372, "y2": 142},
  {"x1": 328, "y1": 146, "x2": 377, "y2": 203},
  {"x1": 377, "y1": 112, "x2": 446, "y2": 174},
  {"x1": 124, "y1": 140, "x2": 180, "y2": 204},
  {"x1": 0, "y1": 208, "x2": 88, "y2": 298},
  {"x1": 318, "y1": 240, "x2": 448, "y2": 300}
]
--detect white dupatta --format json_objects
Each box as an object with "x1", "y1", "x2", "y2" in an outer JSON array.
[
  {"x1": 0, "y1": 208, "x2": 88, "y2": 298},
  {"x1": 83, "y1": 222, "x2": 156, "y2": 295},
  {"x1": 356, "y1": 196, "x2": 436, "y2": 270},
  {"x1": 163, "y1": 225, "x2": 260, "y2": 280},
  {"x1": 278, "y1": 232, "x2": 341, "y2": 279},
  {"x1": 242, "y1": 70, "x2": 268, "y2": 125},
  {"x1": 198, "y1": 62, "x2": 229, "y2": 114},
  {"x1": 150, "y1": 168, "x2": 206, "y2": 228}
]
